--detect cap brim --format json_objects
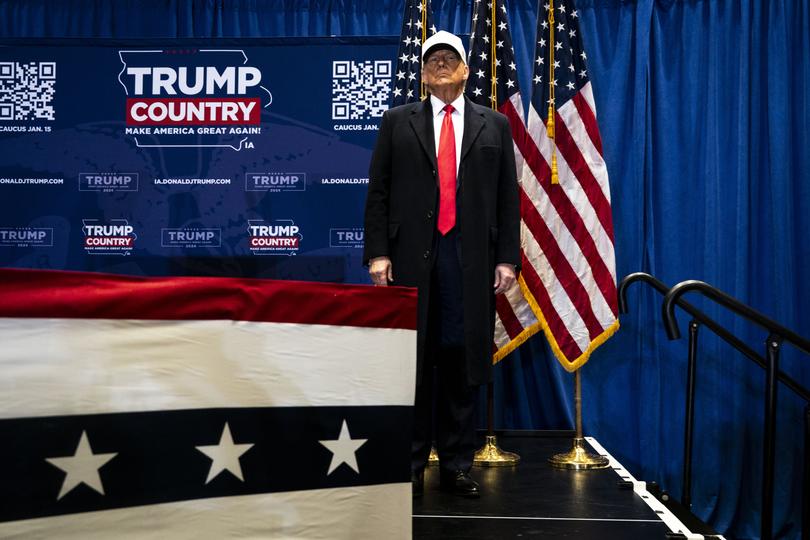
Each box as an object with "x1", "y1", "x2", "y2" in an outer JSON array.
[{"x1": 422, "y1": 44, "x2": 466, "y2": 65}]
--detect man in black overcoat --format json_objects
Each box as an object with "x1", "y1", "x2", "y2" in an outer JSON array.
[{"x1": 363, "y1": 30, "x2": 520, "y2": 498}]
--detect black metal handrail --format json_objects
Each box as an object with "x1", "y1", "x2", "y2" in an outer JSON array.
[
  {"x1": 661, "y1": 279, "x2": 810, "y2": 540},
  {"x1": 618, "y1": 272, "x2": 810, "y2": 540},
  {"x1": 662, "y1": 280, "x2": 810, "y2": 355},
  {"x1": 619, "y1": 273, "x2": 810, "y2": 402}
]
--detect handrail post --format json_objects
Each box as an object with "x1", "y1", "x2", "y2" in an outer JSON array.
[
  {"x1": 803, "y1": 404, "x2": 809, "y2": 540},
  {"x1": 762, "y1": 335, "x2": 781, "y2": 540},
  {"x1": 682, "y1": 319, "x2": 699, "y2": 510}
]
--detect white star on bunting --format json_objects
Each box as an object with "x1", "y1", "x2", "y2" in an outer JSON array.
[
  {"x1": 45, "y1": 430, "x2": 117, "y2": 500},
  {"x1": 195, "y1": 422, "x2": 254, "y2": 483},
  {"x1": 319, "y1": 419, "x2": 367, "y2": 475}
]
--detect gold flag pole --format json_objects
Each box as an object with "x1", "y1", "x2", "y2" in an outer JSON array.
[
  {"x1": 544, "y1": 0, "x2": 603, "y2": 471},
  {"x1": 489, "y1": 0, "x2": 497, "y2": 110},
  {"x1": 424, "y1": 1, "x2": 437, "y2": 465},
  {"x1": 473, "y1": 0, "x2": 519, "y2": 467},
  {"x1": 547, "y1": 0, "x2": 559, "y2": 184},
  {"x1": 548, "y1": 368, "x2": 609, "y2": 469},
  {"x1": 419, "y1": 0, "x2": 428, "y2": 100}
]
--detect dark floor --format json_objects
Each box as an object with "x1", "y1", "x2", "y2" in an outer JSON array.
[{"x1": 413, "y1": 434, "x2": 671, "y2": 539}]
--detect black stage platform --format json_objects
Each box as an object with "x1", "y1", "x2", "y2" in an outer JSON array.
[{"x1": 413, "y1": 433, "x2": 718, "y2": 539}]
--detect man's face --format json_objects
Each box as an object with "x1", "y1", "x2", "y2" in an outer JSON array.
[{"x1": 421, "y1": 47, "x2": 469, "y2": 97}]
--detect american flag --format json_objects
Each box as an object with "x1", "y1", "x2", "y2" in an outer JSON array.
[
  {"x1": 521, "y1": 0, "x2": 619, "y2": 370},
  {"x1": 465, "y1": 0, "x2": 545, "y2": 362},
  {"x1": 391, "y1": 0, "x2": 436, "y2": 106}
]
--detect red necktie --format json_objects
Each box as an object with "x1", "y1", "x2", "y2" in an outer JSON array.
[{"x1": 437, "y1": 104, "x2": 456, "y2": 235}]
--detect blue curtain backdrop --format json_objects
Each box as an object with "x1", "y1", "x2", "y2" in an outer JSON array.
[{"x1": 1, "y1": 0, "x2": 808, "y2": 538}]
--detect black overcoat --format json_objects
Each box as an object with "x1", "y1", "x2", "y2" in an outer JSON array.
[{"x1": 363, "y1": 96, "x2": 520, "y2": 386}]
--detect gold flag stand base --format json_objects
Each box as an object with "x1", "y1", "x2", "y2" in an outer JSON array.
[
  {"x1": 473, "y1": 435, "x2": 521, "y2": 467},
  {"x1": 428, "y1": 446, "x2": 439, "y2": 465},
  {"x1": 548, "y1": 369, "x2": 610, "y2": 470},
  {"x1": 548, "y1": 437, "x2": 609, "y2": 470}
]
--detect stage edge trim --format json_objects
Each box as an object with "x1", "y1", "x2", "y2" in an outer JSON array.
[{"x1": 584, "y1": 437, "x2": 723, "y2": 540}]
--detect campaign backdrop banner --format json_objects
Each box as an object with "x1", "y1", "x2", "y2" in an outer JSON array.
[
  {"x1": 0, "y1": 38, "x2": 397, "y2": 283},
  {"x1": 0, "y1": 268, "x2": 417, "y2": 538}
]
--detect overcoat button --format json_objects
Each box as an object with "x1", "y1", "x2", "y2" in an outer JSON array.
[{"x1": 423, "y1": 250, "x2": 430, "y2": 259}]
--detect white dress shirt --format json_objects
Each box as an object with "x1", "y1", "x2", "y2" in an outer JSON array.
[{"x1": 430, "y1": 93, "x2": 465, "y2": 175}]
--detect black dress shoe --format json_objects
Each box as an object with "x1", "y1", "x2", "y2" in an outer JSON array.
[
  {"x1": 439, "y1": 470, "x2": 480, "y2": 498},
  {"x1": 412, "y1": 470, "x2": 424, "y2": 497}
]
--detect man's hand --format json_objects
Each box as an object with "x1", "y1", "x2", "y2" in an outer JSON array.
[
  {"x1": 369, "y1": 256, "x2": 393, "y2": 286},
  {"x1": 493, "y1": 263, "x2": 516, "y2": 295}
]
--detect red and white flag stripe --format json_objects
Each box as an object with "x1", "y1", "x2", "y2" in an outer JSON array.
[
  {"x1": 518, "y1": 81, "x2": 619, "y2": 370},
  {"x1": 493, "y1": 92, "x2": 543, "y2": 361},
  {"x1": 492, "y1": 82, "x2": 618, "y2": 369}
]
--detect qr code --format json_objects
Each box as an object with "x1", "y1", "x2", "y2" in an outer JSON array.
[
  {"x1": 0, "y1": 62, "x2": 56, "y2": 121},
  {"x1": 332, "y1": 60, "x2": 391, "y2": 121}
]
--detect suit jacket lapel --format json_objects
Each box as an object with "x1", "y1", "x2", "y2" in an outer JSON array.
[
  {"x1": 409, "y1": 99, "x2": 437, "y2": 171},
  {"x1": 460, "y1": 96, "x2": 485, "y2": 165}
]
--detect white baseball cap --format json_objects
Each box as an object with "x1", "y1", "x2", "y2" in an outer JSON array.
[{"x1": 421, "y1": 30, "x2": 467, "y2": 64}]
